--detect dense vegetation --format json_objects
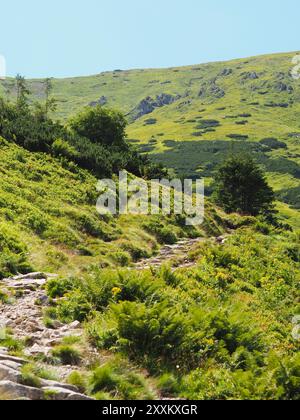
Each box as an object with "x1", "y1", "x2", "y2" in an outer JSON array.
[
  {"x1": 0, "y1": 53, "x2": 299, "y2": 401},
  {"x1": 3, "y1": 52, "x2": 299, "y2": 227},
  {"x1": 213, "y1": 155, "x2": 275, "y2": 217},
  {"x1": 0, "y1": 88, "x2": 166, "y2": 180},
  {"x1": 0, "y1": 135, "x2": 225, "y2": 279},
  {"x1": 43, "y1": 225, "x2": 300, "y2": 400}
]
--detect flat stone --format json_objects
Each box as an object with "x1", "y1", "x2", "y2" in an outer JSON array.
[
  {"x1": 69, "y1": 321, "x2": 81, "y2": 330},
  {"x1": 0, "y1": 365, "x2": 22, "y2": 382},
  {"x1": 40, "y1": 379, "x2": 78, "y2": 392},
  {"x1": 0, "y1": 354, "x2": 27, "y2": 365},
  {"x1": 9, "y1": 273, "x2": 47, "y2": 281},
  {"x1": 0, "y1": 380, "x2": 43, "y2": 400},
  {"x1": 7, "y1": 279, "x2": 46, "y2": 289},
  {"x1": 24, "y1": 344, "x2": 52, "y2": 357},
  {"x1": 42, "y1": 386, "x2": 94, "y2": 401},
  {"x1": 0, "y1": 360, "x2": 22, "y2": 370}
]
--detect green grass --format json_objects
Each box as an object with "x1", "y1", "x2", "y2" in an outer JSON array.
[
  {"x1": 44, "y1": 225, "x2": 300, "y2": 400},
  {"x1": 0, "y1": 136, "x2": 224, "y2": 279},
  {"x1": 2, "y1": 51, "x2": 300, "y2": 226}
]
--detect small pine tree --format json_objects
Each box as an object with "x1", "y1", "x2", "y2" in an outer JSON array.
[
  {"x1": 213, "y1": 154, "x2": 275, "y2": 217},
  {"x1": 15, "y1": 74, "x2": 30, "y2": 108}
]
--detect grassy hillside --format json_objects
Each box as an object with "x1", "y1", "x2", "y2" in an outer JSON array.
[
  {"x1": 0, "y1": 53, "x2": 299, "y2": 400},
  {"x1": 1, "y1": 51, "x2": 300, "y2": 227},
  {"x1": 0, "y1": 136, "x2": 225, "y2": 279}
]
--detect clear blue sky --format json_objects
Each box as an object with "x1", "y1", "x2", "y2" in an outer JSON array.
[{"x1": 1, "y1": 0, "x2": 299, "y2": 78}]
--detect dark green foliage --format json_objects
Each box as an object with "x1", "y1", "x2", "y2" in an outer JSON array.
[
  {"x1": 69, "y1": 105, "x2": 127, "y2": 149},
  {"x1": 260, "y1": 138, "x2": 287, "y2": 150},
  {"x1": 226, "y1": 134, "x2": 249, "y2": 140},
  {"x1": 0, "y1": 96, "x2": 166, "y2": 180},
  {"x1": 44, "y1": 227, "x2": 300, "y2": 399},
  {"x1": 213, "y1": 155, "x2": 275, "y2": 216},
  {"x1": 143, "y1": 219, "x2": 177, "y2": 244},
  {"x1": 52, "y1": 345, "x2": 81, "y2": 365}
]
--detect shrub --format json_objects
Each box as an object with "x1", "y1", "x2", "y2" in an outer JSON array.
[
  {"x1": 67, "y1": 371, "x2": 88, "y2": 394},
  {"x1": 260, "y1": 138, "x2": 287, "y2": 150},
  {"x1": 109, "y1": 251, "x2": 131, "y2": 267},
  {"x1": 57, "y1": 290, "x2": 92, "y2": 323},
  {"x1": 25, "y1": 210, "x2": 50, "y2": 235},
  {"x1": 52, "y1": 138, "x2": 78, "y2": 159},
  {"x1": 46, "y1": 277, "x2": 75, "y2": 299},
  {"x1": 52, "y1": 345, "x2": 81, "y2": 365},
  {"x1": 119, "y1": 241, "x2": 151, "y2": 262},
  {"x1": 158, "y1": 373, "x2": 180, "y2": 397},
  {"x1": 143, "y1": 220, "x2": 177, "y2": 244},
  {"x1": 213, "y1": 155, "x2": 275, "y2": 217},
  {"x1": 88, "y1": 359, "x2": 154, "y2": 400},
  {"x1": 20, "y1": 365, "x2": 42, "y2": 388}
]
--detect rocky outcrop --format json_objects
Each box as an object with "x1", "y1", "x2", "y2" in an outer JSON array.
[
  {"x1": 199, "y1": 79, "x2": 225, "y2": 99},
  {"x1": 129, "y1": 93, "x2": 181, "y2": 121},
  {"x1": 0, "y1": 348, "x2": 94, "y2": 400},
  {"x1": 274, "y1": 82, "x2": 293, "y2": 93},
  {"x1": 218, "y1": 68, "x2": 233, "y2": 77},
  {"x1": 241, "y1": 71, "x2": 259, "y2": 80},
  {"x1": 89, "y1": 96, "x2": 107, "y2": 107}
]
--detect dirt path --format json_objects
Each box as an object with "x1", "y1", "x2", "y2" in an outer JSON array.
[
  {"x1": 0, "y1": 273, "x2": 96, "y2": 399},
  {"x1": 0, "y1": 273, "x2": 83, "y2": 357},
  {"x1": 135, "y1": 235, "x2": 226, "y2": 270}
]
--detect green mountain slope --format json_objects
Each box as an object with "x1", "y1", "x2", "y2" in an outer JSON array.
[
  {"x1": 1, "y1": 51, "x2": 299, "y2": 227},
  {"x1": 0, "y1": 136, "x2": 225, "y2": 279}
]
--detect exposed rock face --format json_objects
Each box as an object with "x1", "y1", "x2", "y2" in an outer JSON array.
[
  {"x1": 219, "y1": 68, "x2": 233, "y2": 77},
  {"x1": 129, "y1": 93, "x2": 181, "y2": 120},
  {"x1": 199, "y1": 79, "x2": 225, "y2": 99},
  {"x1": 274, "y1": 82, "x2": 293, "y2": 93},
  {"x1": 242, "y1": 71, "x2": 259, "y2": 80},
  {"x1": 0, "y1": 380, "x2": 44, "y2": 400},
  {"x1": 89, "y1": 95, "x2": 108, "y2": 107}
]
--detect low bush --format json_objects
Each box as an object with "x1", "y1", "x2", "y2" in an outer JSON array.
[{"x1": 52, "y1": 345, "x2": 81, "y2": 366}]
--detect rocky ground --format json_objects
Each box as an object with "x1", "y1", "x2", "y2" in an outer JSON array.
[
  {"x1": 0, "y1": 234, "x2": 227, "y2": 400},
  {"x1": 135, "y1": 235, "x2": 226, "y2": 270},
  {"x1": 0, "y1": 273, "x2": 94, "y2": 400}
]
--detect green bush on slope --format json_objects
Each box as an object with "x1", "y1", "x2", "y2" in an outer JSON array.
[{"x1": 46, "y1": 226, "x2": 300, "y2": 400}]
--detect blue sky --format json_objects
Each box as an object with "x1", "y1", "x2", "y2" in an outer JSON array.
[{"x1": 0, "y1": 0, "x2": 299, "y2": 78}]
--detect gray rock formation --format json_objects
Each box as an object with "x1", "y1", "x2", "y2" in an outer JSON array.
[
  {"x1": 89, "y1": 96, "x2": 108, "y2": 107},
  {"x1": 242, "y1": 71, "x2": 259, "y2": 80},
  {"x1": 274, "y1": 82, "x2": 293, "y2": 93},
  {"x1": 199, "y1": 79, "x2": 225, "y2": 99},
  {"x1": 219, "y1": 68, "x2": 233, "y2": 77},
  {"x1": 129, "y1": 93, "x2": 181, "y2": 121}
]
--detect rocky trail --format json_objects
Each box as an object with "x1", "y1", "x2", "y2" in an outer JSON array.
[
  {"x1": 0, "y1": 234, "x2": 228, "y2": 400},
  {"x1": 135, "y1": 235, "x2": 227, "y2": 270},
  {"x1": 0, "y1": 273, "x2": 94, "y2": 400}
]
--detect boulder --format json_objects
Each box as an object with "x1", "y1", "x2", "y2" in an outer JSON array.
[
  {"x1": 129, "y1": 93, "x2": 181, "y2": 120},
  {"x1": 219, "y1": 68, "x2": 233, "y2": 77},
  {"x1": 24, "y1": 344, "x2": 52, "y2": 357},
  {"x1": 89, "y1": 96, "x2": 107, "y2": 107},
  {"x1": 0, "y1": 354, "x2": 27, "y2": 365},
  {"x1": 0, "y1": 360, "x2": 22, "y2": 370},
  {"x1": 0, "y1": 380, "x2": 44, "y2": 400},
  {"x1": 0, "y1": 365, "x2": 22, "y2": 382},
  {"x1": 40, "y1": 379, "x2": 78, "y2": 392}
]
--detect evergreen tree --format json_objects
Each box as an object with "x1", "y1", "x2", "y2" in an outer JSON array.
[
  {"x1": 15, "y1": 74, "x2": 30, "y2": 108},
  {"x1": 214, "y1": 154, "x2": 275, "y2": 216}
]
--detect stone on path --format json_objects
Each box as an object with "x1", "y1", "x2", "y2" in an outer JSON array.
[{"x1": 0, "y1": 380, "x2": 44, "y2": 400}]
